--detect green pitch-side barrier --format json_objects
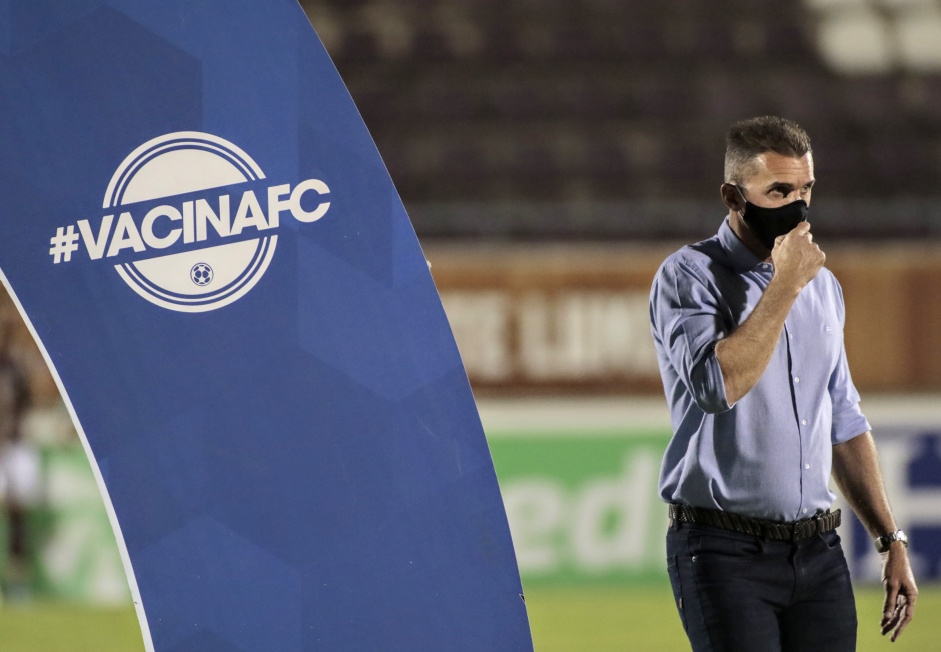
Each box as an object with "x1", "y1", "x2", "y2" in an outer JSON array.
[
  {"x1": 488, "y1": 430, "x2": 672, "y2": 586},
  {"x1": 10, "y1": 433, "x2": 674, "y2": 601},
  {"x1": 8, "y1": 446, "x2": 129, "y2": 603}
]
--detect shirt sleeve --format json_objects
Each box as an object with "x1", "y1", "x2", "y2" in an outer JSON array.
[
  {"x1": 650, "y1": 258, "x2": 732, "y2": 414},
  {"x1": 828, "y1": 279, "x2": 871, "y2": 444}
]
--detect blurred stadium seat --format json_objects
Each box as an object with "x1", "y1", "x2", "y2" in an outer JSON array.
[{"x1": 302, "y1": 0, "x2": 941, "y2": 239}]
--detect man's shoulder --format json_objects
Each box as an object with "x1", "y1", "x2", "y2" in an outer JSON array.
[
  {"x1": 813, "y1": 265, "x2": 841, "y2": 286},
  {"x1": 813, "y1": 265, "x2": 844, "y2": 294},
  {"x1": 658, "y1": 233, "x2": 727, "y2": 275}
]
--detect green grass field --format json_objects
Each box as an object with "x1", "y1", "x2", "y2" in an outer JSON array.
[
  {"x1": 527, "y1": 584, "x2": 939, "y2": 651},
  {"x1": 0, "y1": 585, "x2": 935, "y2": 651}
]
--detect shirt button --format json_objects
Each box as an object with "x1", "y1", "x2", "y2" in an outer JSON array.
[
  {"x1": 794, "y1": 376, "x2": 800, "y2": 383},
  {"x1": 805, "y1": 463, "x2": 811, "y2": 470},
  {"x1": 803, "y1": 508, "x2": 809, "y2": 514},
  {"x1": 802, "y1": 419, "x2": 808, "y2": 425}
]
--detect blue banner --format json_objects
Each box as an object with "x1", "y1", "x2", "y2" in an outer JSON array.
[{"x1": 0, "y1": 1, "x2": 532, "y2": 649}]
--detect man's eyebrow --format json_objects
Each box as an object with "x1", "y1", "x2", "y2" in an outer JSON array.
[{"x1": 763, "y1": 180, "x2": 815, "y2": 193}]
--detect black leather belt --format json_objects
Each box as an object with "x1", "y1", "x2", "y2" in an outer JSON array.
[{"x1": 669, "y1": 503, "x2": 841, "y2": 542}]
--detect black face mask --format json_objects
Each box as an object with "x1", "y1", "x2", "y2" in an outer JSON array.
[{"x1": 735, "y1": 187, "x2": 808, "y2": 250}]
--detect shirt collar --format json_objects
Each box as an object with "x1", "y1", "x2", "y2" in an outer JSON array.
[{"x1": 718, "y1": 217, "x2": 765, "y2": 274}]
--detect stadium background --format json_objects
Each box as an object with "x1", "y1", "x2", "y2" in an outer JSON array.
[{"x1": 2, "y1": 0, "x2": 941, "y2": 649}]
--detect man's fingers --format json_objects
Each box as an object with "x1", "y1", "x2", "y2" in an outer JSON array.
[
  {"x1": 881, "y1": 606, "x2": 901, "y2": 635},
  {"x1": 893, "y1": 593, "x2": 916, "y2": 641},
  {"x1": 884, "y1": 601, "x2": 914, "y2": 641},
  {"x1": 881, "y1": 590, "x2": 917, "y2": 640},
  {"x1": 881, "y1": 600, "x2": 899, "y2": 632},
  {"x1": 882, "y1": 585, "x2": 899, "y2": 627},
  {"x1": 892, "y1": 603, "x2": 913, "y2": 642}
]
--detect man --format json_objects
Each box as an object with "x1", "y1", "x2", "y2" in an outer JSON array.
[{"x1": 648, "y1": 116, "x2": 917, "y2": 651}]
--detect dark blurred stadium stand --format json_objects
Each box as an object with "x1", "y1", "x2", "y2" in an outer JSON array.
[{"x1": 300, "y1": 0, "x2": 941, "y2": 240}]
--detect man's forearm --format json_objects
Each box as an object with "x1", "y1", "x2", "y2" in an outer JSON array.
[
  {"x1": 715, "y1": 221, "x2": 825, "y2": 405},
  {"x1": 832, "y1": 431, "x2": 918, "y2": 641},
  {"x1": 831, "y1": 432, "x2": 897, "y2": 536},
  {"x1": 715, "y1": 276, "x2": 800, "y2": 404}
]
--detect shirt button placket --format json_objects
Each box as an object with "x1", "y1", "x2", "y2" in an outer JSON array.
[{"x1": 786, "y1": 321, "x2": 809, "y2": 520}]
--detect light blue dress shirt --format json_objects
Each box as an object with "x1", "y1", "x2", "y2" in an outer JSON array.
[{"x1": 649, "y1": 218, "x2": 871, "y2": 522}]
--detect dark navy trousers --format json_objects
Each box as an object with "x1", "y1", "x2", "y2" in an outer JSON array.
[{"x1": 666, "y1": 521, "x2": 858, "y2": 651}]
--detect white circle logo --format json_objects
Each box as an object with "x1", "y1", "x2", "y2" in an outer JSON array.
[
  {"x1": 48, "y1": 131, "x2": 331, "y2": 313},
  {"x1": 107, "y1": 132, "x2": 276, "y2": 313}
]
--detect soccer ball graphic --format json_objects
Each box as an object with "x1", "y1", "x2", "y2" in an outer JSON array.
[{"x1": 191, "y1": 263, "x2": 214, "y2": 286}]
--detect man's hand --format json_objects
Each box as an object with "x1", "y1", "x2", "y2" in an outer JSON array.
[
  {"x1": 881, "y1": 544, "x2": 918, "y2": 641},
  {"x1": 770, "y1": 221, "x2": 825, "y2": 291}
]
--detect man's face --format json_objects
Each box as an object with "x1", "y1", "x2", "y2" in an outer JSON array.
[{"x1": 739, "y1": 151, "x2": 815, "y2": 208}]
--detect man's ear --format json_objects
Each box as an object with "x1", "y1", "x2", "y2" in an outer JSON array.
[{"x1": 720, "y1": 183, "x2": 744, "y2": 213}]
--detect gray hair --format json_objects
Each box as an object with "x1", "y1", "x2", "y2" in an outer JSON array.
[{"x1": 724, "y1": 116, "x2": 812, "y2": 184}]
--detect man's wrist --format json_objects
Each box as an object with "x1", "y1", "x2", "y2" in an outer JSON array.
[
  {"x1": 874, "y1": 529, "x2": 908, "y2": 553},
  {"x1": 766, "y1": 273, "x2": 803, "y2": 297}
]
